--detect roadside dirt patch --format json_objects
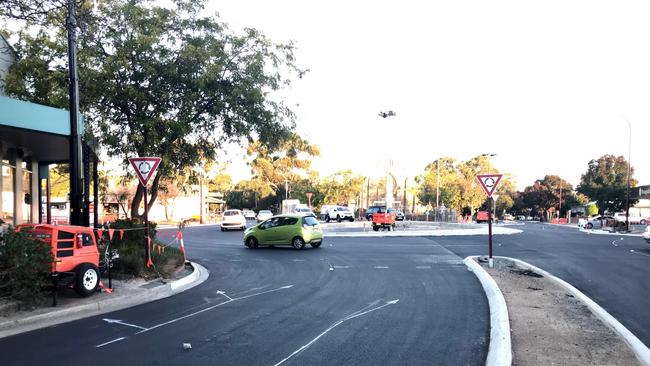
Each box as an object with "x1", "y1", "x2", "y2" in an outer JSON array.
[{"x1": 486, "y1": 260, "x2": 640, "y2": 366}]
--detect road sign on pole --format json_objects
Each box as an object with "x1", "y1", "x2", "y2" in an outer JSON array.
[
  {"x1": 476, "y1": 173, "x2": 503, "y2": 268},
  {"x1": 476, "y1": 174, "x2": 503, "y2": 198},
  {"x1": 128, "y1": 157, "x2": 161, "y2": 268},
  {"x1": 128, "y1": 157, "x2": 161, "y2": 187}
]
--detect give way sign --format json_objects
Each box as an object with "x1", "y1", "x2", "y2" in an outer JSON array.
[
  {"x1": 128, "y1": 157, "x2": 161, "y2": 186},
  {"x1": 476, "y1": 173, "x2": 503, "y2": 198}
]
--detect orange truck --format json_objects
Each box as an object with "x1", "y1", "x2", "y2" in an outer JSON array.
[
  {"x1": 372, "y1": 208, "x2": 396, "y2": 231},
  {"x1": 19, "y1": 224, "x2": 100, "y2": 297}
]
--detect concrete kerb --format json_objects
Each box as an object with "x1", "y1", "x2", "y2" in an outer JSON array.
[
  {"x1": 464, "y1": 256, "x2": 512, "y2": 366},
  {"x1": 497, "y1": 256, "x2": 650, "y2": 366},
  {"x1": 0, "y1": 262, "x2": 209, "y2": 339}
]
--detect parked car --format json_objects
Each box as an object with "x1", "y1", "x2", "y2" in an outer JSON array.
[
  {"x1": 221, "y1": 209, "x2": 247, "y2": 231},
  {"x1": 584, "y1": 215, "x2": 615, "y2": 229},
  {"x1": 294, "y1": 206, "x2": 316, "y2": 217},
  {"x1": 517, "y1": 215, "x2": 526, "y2": 221},
  {"x1": 320, "y1": 205, "x2": 354, "y2": 222},
  {"x1": 256, "y1": 210, "x2": 273, "y2": 222},
  {"x1": 388, "y1": 208, "x2": 404, "y2": 221},
  {"x1": 244, "y1": 214, "x2": 323, "y2": 249},
  {"x1": 365, "y1": 206, "x2": 383, "y2": 221},
  {"x1": 503, "y1": 214, "x2": 515, "y2": 221},
  {"x1": 643, "y1": 226, "x2": 650, "y2": 243},
  {"x1": 243, "y1": 210, "x2": 257, "y2": 220},
  {"x1": 613, "y1": 212, "x2": 648, "y2": 225}
]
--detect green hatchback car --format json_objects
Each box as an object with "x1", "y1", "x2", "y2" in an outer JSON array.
[{"x1": 243, "y1": 214, "x2": 323, "y2": 249}]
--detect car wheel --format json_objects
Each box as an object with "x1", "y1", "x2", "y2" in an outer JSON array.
[
  {"x1": 372, "y1": 225, "x2": 379, "y2": 232},
  {"x1": 325, "y1": 215, "x2": 330, "y2": 223},
  {"x1": 74, "y1": 264, "x2": 99, "y2": 297},
  {"x1": 585, "y1": 223, "x2": 593, "y2": 229},
  {"x1": 221, "y1": 227, "x2": 225, "y2": 232},
  {"x1": 292, "y1": 237, "x2": 305, "y2": 250},
  {"x1": 641, "y1": 219, "x2": 647, "y2": 225},
  {"x1": 246, "y1": 237, "x2": 258, "y2": 249},
  {"x1": 337, "y1": 215, "x2": 342, "y2": 223},
  {"x1": 348, "y1": 217, "x2": 354, "y2": 222},
  {"x1": 311, "y1": 242, "x2": 321, "y2": 248}
]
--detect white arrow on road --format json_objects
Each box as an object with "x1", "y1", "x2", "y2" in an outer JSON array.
[
  {"x1": 273, "y1": 299, "x2": 400, "y2": 366},
  {"x1": 216, "y1": 290, "x2": 233, "y2": 301},
  {"x1": 102, "y1": 318, "x2": 148, "y2": 331}
]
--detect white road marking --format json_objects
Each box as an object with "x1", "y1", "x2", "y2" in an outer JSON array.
[
  {"x1": 374, "y1": 266, "x2": 389, "y2": 269},
  {"x1": 292, "y1": 259, "x2": 305, "y2": 262},
  {"x1": 230, "y1": 259, "x2": 242, "y2": 262},
  {"x1": 630, "y1": 250, "x2": 650, "y2": 257},
  {"x1": 272, "y1": 299, "x2": 399, "y2": 366},
  {"x1": 611, "y1": 240, "x2": 619, "y2": 247},
  {"x1": 216, "y1": 290, "x2": 233, "y2": 301},
  {"x1": 415, "y1": 266, "x2": 431, "y2": 269},
  {"x1": 95, "y1": 337, "x2": 126, "y2": 348},
  {"x1": 135, "y1": 285, "x2": 294, "y2": 335},
  {"x1": 333, "y1": 265, "x2": 350, "y2": 269},
  {"x1": 102, "y1": 318, "x2": 148, "y2": 330}
]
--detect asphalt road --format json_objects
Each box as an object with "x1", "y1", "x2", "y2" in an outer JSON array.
[
  {"x1": 433, "y1": 222, "x2": 650, "y2": 346},
  {"x1": 0, "y1": 223, "x2": 489, "y2": 366}
]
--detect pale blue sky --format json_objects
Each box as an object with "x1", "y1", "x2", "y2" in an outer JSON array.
[{"x1": 212, "y1": 0, "x2": 650, "y2": 190}]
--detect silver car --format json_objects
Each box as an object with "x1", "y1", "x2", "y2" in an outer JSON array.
[{"x1": 584, "y1": 215, "x2": 615, "y2": 229}]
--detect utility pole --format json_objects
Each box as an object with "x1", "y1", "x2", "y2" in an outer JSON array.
[
  {"x1": 624, "y1": 117, "x2": 632, "y2": 232},
  {"x1": 366, "y1": 178, "x2": 370, "y2": 209},
  {"x1": 436, "y1": 159, "x2": 440, "y2": 209},
  {"x1": 403, "y1": 177, "x2": 407, "y2": 213},
  {"x1": 67, "y1": 0, "x2": 83, "y2": 226},
  {"x1": 559, "y1": 179, "x2": 562, "y2": 220}
]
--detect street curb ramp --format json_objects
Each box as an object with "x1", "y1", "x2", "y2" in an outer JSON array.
[
  {"x1": 0, "y1": 262, "x2": 209, "y2": 339},
  {"x1": 464, "y1": 256, "x2": 512, "y2": 366},
  {"x1": 497, "y1": 256, "x2": 650, "y2": 366}
]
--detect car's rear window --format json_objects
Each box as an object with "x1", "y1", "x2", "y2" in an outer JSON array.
[
  {"x1": 303, "y1": 216, "x2": 319, "y2": 226},
  {"x1": 224, "y1": 211, "x2": 240, "y2": 216},
  {"x1": 260, "y1": 210, "x2": 271, "y2": 214}
]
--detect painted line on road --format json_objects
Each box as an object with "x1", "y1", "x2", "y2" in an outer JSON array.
[
  {"x1": 630, "y1": 249, "x2": 650, "y2": 258},
  {"x1": 333, "y1": 265, "x2": 350, "y2": 269},
  {"x1": 415, "y1": 265, "x2": 431, "y2": 269},
  {"x1": 272, "y1": 299, "x2": 399, "y2": 366},
  {"x1": 292, "y1": 259, "x2": 306, "y2": 262},
  {"x1": 102, "y1": 318, "x2": 148, "y2": 331},
  {"x1": 216, "y1": 290, "x2": 233, "y2": 301},
  {"x1": 133, "y1": 285, "x2": 294, "y2": 336},
  {"x1": 374, "y1": 266, "x2": 389, "y2": 269},
  {"x1": 95, "y1": 337, "x2": 126, "y2": 348}
]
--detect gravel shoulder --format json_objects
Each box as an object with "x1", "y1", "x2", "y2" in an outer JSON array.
[{"x1": 486, "y1": 259, "x2": 640, "y2": 366}]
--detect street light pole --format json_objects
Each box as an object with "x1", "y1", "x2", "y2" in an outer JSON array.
[
  {"x1": 624, "y1": 117, "x2": 632, "y2": 232},
  {"x1": 67, "y1": 0, "x2": 83, "y2": 226},
  {"x1": 436, "y1": 159, "x2": 440, "y2": 210},
  {"x1": 379, "y1": 111, "x2": 397, "y2": 208}
]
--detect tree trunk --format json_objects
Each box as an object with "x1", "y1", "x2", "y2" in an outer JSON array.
[{"x1": 130, "y1": 172, "x2": 162, "y2": 220}]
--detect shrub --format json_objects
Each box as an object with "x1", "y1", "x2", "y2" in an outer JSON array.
[
  {"x1": 0, "y1": 226, "x2": 53, "y2": 305},
  {"x1": 103, "y1": 219, "x2": 183, "y2": 279}
]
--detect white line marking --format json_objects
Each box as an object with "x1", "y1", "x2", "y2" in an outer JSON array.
[
  {"x1": 136, "y1": 285, "x2": 294, "y2": 335},
  {"x1": 374, "y1": 266, "x2": 389, "y2": 269},
  {"x1": 292, "y1": 259, "x2": 306, "y2": 262},
  {"x1": 415, "y1": 266, "x2": 431, "y2": 269},
  {"x1": 230, "y1": 259, "x2": 242, "y2": 262},
  {"x1": 333, "y1": 265, "x2": 350, "y2": 269},
  {"x1": 95, "y1": 337, "x2": 126, "y2": 348},
  {"x1": 102, "y1": 318, "x2": 148, "y2": 330},
  {"x1": 272, "y1": 299, "x2": 399, "y2": 366},
  {"x1": 216, "y1": 290, "x2": 233, "y2": 301},
  {"x1": 630, "y1": 249, "x2": 650, "y2": 257},
  {"x1": 611, "y1": 240, "x2": 619, "y2": 247}
]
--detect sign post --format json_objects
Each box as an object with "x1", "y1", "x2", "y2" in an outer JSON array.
[
  {"x1": 128, "y1": 157, "x2": 161, "y2": 268},
  {"x1": 476, "y1": 173, "x2": 503, "y2": 268}
]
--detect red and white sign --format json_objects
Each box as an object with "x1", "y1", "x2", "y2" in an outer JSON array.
[
  {"x1": 128, "y1": 157, "x2": 161, "y2": 186},
  {"x1": 476, "y1": 173, "x2": 503, "y2": 198}
]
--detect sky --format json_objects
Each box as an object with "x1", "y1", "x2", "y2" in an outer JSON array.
[{"x1": 209, "y1": 0, "x2": 650, "y2": 191}]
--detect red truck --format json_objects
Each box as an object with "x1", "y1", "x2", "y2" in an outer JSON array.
[
  {"x1": 476, "y1": 211, "x2": 490, "y2": 223},
  {"x1": 19, "y1": 224, "x2": 100, "y2": 297},
  {"x1": 372, "y1": 207, "x2": 396, "y2": 231}
]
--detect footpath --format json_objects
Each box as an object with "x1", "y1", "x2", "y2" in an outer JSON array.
[{"x1": 0, "y1": 262, "x2": 208, "y2": 339}]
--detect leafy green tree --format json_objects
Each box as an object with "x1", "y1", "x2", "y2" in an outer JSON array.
[
  {"x1": 320, "y1": 170, "x2": 365, "y2": 206},
  {"x1": 586, "y1": 203, "x2": 599, "y2": 216},
  {"x1": 5, "y1": 0, "x2": 303, "y2": 220},
  {"x1": 577, "y1": 155, "x2": 637, "y2": 214}
]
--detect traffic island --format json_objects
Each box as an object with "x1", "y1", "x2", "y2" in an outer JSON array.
[
  {"x1": 468, "y1": 256, "x2": 650, "y2": 366},
  {"x1": 0, "y1": 262, "x2": 208, "y2": 339}
]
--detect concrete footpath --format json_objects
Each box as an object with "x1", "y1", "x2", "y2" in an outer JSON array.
[{"x1": 0, "y1": 262, "x2": 209, "y2": 339}]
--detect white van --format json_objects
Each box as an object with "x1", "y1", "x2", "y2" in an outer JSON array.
[{"x1": 613, "y1": 212, "x2": 648, "y2": 225}]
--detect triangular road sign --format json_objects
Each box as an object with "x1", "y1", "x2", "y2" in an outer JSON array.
[
  {"x1": 476, "y1": 173, "x2": 503, "y2": 198},
  {"x1": 128, "y1": 157, "x2": 161, "y2": 186}
]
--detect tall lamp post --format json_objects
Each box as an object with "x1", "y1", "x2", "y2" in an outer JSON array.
[
  {"x1": 623, "y1": 117, "x2": 632, "y2": 232},
  {"x1": 379, "y1": 111, "x2": 397, "y2": 208},
  {"x1": 67, "y1": 0, "x2": 83, "y2": 225}
]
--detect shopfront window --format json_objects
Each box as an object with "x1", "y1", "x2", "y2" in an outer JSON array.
[
  {"x1": 2, "y1": 159, "x2": 15, "y2": 224},
  {"x1": 22, "y1": 167, "x2": 32, "y2": 224}
]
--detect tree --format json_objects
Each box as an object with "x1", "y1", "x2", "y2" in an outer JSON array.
[
  {"x1": 577, "y1": 155, "x2": 637, "y2": 214},
  {"x1": 320, "y1": 170, "x2": 365, "y2": 206},
  {"x1": 5, "y1": 0, "x2": 304, "y2": 220},
  {"x1": 158, "y1": 179, "x2": 181, "y2": 222}
]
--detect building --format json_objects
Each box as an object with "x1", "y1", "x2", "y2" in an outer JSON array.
[{"x1": 0, "y1": 34, "x2": 17, "y2": 95}]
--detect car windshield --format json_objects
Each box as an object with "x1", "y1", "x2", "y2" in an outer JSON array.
[
  {"x1": 303, "y1": 216, "x2": 319, "y2": 226},
  {"x1": 224, "y1": 211, "x2": 239, "y2": 216}
]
